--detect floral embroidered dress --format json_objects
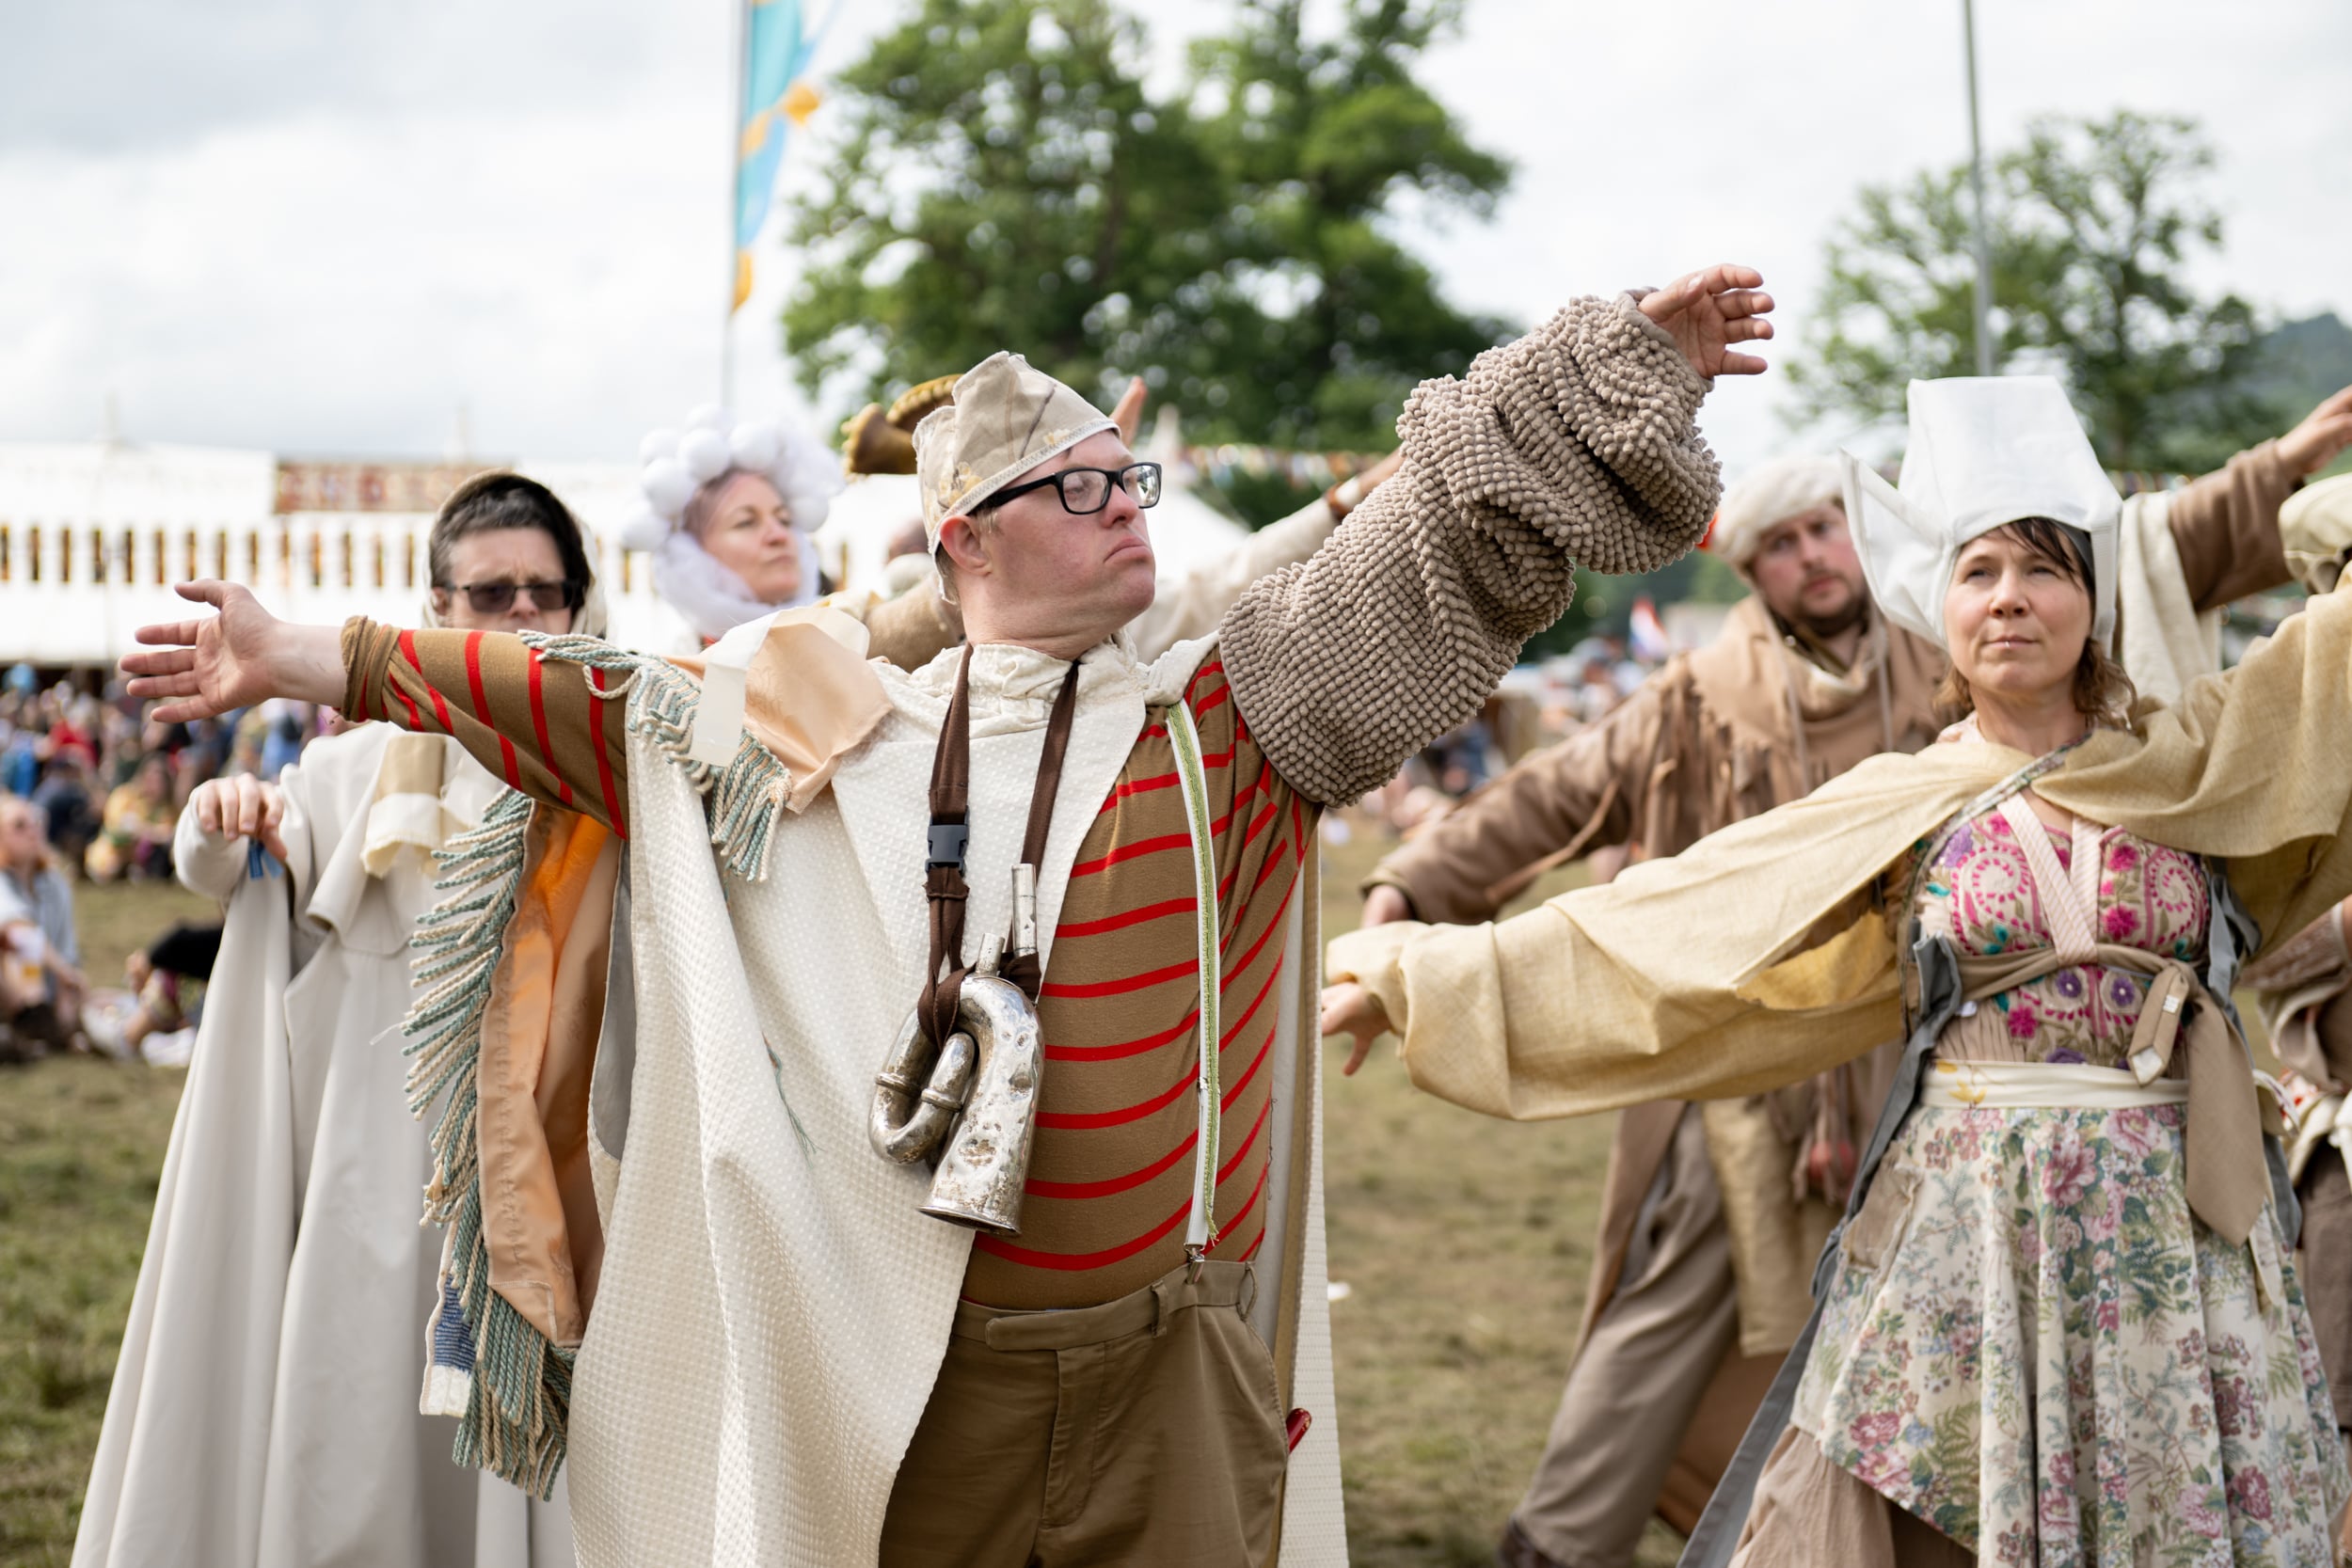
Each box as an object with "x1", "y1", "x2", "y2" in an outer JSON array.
[{"x1": 1789, "y1": 802, "x2": 2350, "y2": 1565}]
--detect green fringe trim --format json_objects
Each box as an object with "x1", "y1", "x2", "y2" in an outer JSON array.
[
  {"x1": 393, "y1": 635, "x2": 799, "y2": 1494},
  {"x1": 525, "y1": 631, "x2": 792, "y2": 881},
  {"x1": 402, "y1": 789, "x2": 573, "y2": 1499}
]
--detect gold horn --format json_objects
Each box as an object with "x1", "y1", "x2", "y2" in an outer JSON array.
[
  {"x1": 841, "y1": 404, "x2": 916, "y2": 476},
  {"x1": 869, "y1": 865, "x2": 1044, "y2": 1235}
]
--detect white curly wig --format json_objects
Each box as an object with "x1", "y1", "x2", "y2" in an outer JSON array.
[{"x1": 620, "y1": 404, "x2": 842, "y2": 641}]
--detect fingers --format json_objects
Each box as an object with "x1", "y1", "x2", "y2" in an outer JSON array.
[
  {"x1": 1717, "y1": 290, "x2": 1775, "y2": 322},
  {"x1": 233, "y1": 776, "x2": 267, "y2": 840},
  {"x1": 174, "y1": 579, "x2": 235, "y2": 608},
  {"x1": 1677, "y1": 262, "x2": 1765, "y2": 299},
  {"x1": 1716, "y1": 350, "x2": 1771, "y2": 377},
  {"x1": 121, "y1": 646, "x2": 196, "y2": 677},
  {"x1": 146, "y1": 698, "x2": 215, "y2": 725},
  {"x1": 122, "y1": 670, "x2": 204, "y2": 701},
  {"x1": 131, "y1": 621, "x2": 208, "y2": 649},
  {"x1": 255, "y1": 782, "x2": 290, "y2": 863},
  {"x1": 1725, "y1": 317, "x2": 1774, "y2": 343},
  {"x1": 193, "y1": 783, "x2": 225, "y2": 838},
  {"x1": 1111, "y1": 375, "x2": 1149, "y2": 446},
  {"x1": 1343, "y1": 1033, "x2": 1375, "y2": 1077}
]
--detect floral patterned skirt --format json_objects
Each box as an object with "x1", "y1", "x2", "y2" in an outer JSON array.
[{"x1": 1791, "y1": 1101, "x2": 2349, "y2": 1566}]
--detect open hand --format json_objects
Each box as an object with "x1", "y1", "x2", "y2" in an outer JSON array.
[
  {"x1": 121, "y1": 582, "x2": 341, "y2": 722},
  {"x1": 1639, "y1": 264, "x2": 1774, "y2": 380},
  {"x1": 190, "y1": 775, "x2": 290, "y2": 864},
  {"x1": 1319, "y1": 981, "x2": 1391, "y2": 1077},
  {"x1": 2278, "y1": 385, "x2": 2352, "y2": 478}
]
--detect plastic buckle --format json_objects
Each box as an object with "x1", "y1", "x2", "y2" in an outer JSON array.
[{"x1": 927, "y1": 821, "x2": 968, "y2": 870}]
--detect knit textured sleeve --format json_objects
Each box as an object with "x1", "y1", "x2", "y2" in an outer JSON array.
[
  {"x1": 342, "y1": 617, "x2": 633, "y2": 836},
  {"x1": 1217, "y1": 293, "x2": 1719, "y2": 805}
]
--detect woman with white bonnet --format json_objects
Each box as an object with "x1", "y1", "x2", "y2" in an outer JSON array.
[
  {"x1": 628, "y1": 402, "x2": 991, "y2": 670},
  {"x1": 1324, "y1": 375, "x2": 2352, "y2": 1563},
  {"x1": 77, "y1": 472, "x2": 596, "y2": 1568}
]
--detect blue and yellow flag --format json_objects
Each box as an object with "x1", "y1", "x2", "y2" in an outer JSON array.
[{"x1": 734, "y1": 0, "x2": 829, "y2": 309}]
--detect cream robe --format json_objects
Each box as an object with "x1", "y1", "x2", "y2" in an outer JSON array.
[
  {"x1": 74, "y1": 726, "x2": 574, "y2": 1568},
  {"x1": 563, "y1": 632, "x2": 1343, "y2": 1568}
]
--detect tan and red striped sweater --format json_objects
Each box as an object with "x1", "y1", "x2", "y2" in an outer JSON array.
[
  {"x1": 346, "y1": 624, "x2": 1306, "y2": 1308},
  {"x1": 342, "y1": 293, "x2": 1722, "y2": 1307}
]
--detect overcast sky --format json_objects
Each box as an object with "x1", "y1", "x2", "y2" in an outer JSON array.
[{"x1": 3, "y1": 0, "x2": 2345, "y2": 477}]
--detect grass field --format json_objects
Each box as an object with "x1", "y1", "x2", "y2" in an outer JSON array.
[{"x1": 0, "y1": 853, "x2": 1682, "y2": 1567}]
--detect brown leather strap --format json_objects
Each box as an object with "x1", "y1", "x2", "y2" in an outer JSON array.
[
  {"x1": 921, "y1": 646, "x2": 977, "y2": 1052},
  {"x1": 997, "y1": 663, "x2": 1083, "y2": 1002},
  {"x1": 919, "y1": 649, "x2": 1081, "y2": 1047}
]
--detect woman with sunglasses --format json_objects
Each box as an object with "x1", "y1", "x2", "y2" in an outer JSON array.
[{"x1": 77, "y1": 472, "x2": 595, "y2": 1568}]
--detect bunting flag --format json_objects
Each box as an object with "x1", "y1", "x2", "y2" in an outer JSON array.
[{"x1": 733, "y1": 0, "x2": 831, "y2": 310}]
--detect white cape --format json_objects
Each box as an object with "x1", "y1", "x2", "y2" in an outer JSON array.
[
  {"x1": 566, "y1": 632, "x2": 1344, "y2": 1565},
  {"x1": 75, "y1": 725, "x2": 575, "y2": 1568}
]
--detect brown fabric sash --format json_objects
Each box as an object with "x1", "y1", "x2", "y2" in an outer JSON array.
[
  {"x1": 1951, "y1": 943, "x2": 2273, "y2": 1246},
  {"x1": 919, "y1": 648, "x2": 1083, "y2": 1051}
]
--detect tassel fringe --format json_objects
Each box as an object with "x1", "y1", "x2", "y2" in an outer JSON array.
[
  {"x1": 526, "y1": 632, "x2": 792, "y2": 880},
  {"x1": 401, "y1": 789, "x2": 572, "y2": 1497},
  {"x1": 397, "y1": 637, "x2": 794, "y2": 1494}
]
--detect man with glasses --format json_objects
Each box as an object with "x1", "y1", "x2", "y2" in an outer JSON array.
[{"x1": 123, "y1": 266, "x2": 1769, "y2": 1567}]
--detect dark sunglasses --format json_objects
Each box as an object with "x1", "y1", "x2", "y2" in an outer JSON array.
[
  {"x1": 436, "y1": 579, "x2": 584, "y2": 614},
  {"x1": 980, "y1": 462, "x2": 1163, "y2": 516}
]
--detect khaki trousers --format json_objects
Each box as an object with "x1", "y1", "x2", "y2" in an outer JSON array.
[
  {"x1": 1515, "y1": 1106, "x2": 1740, "y2": 1568},
  {"x1": 879, "y1": 1259, "x2": 1288, "y2": 1568}
]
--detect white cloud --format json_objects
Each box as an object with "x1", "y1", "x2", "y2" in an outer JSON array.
[{"x1": 1, "y1": 0, "x2": 2344, "y2": 478}]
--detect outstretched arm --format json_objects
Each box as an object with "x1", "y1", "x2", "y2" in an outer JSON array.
[
  {"x1": 2166, "y1": 384, "x2": 2352, "y2": 608},
  {"x1": 1219, "y1": 264, "x2": 1766, "y2": 805},
  {"x1": 124, "y1": 584, "x2": 630, "y2": 832},
  {"x1": 1361, "y1": 680, "x2": 1664, "y2": 926}
]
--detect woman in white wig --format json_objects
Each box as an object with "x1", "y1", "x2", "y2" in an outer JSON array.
[
  {"x1": 1324, "y1": 375, "x2": 2352, "y2": 1564},
  {"x1": 76, "y1": 472, "x2": 596, "y2": 1568},
  {"x1": 624, "y1": 405, "x2": 838, "y2": 644}
]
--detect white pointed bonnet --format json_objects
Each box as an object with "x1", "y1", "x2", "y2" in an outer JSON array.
[{"x1": 1841, "y1": 376, "x2": 2121, "y2": 651}]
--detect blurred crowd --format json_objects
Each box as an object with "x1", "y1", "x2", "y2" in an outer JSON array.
[
  {"x1": 1354, "y1": 633, "x2": 1665, "y2": 838},
  {"x1": 0, "y1": 663, "x2": 326, "y2": 1065}
]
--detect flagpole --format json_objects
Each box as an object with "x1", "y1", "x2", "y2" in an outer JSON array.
[
  {"x1": 1962, "y1": 0, "x2": 1995, "y2": 376},
  {"x1": 722, "y1": 0, "x2": 748, "y2": 408}
]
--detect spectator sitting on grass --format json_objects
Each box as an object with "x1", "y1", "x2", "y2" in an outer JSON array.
[
  {"x1": 32, "y1": 754, "x2": 96, "y2": 867},
  {"x1": 0, "y1": 795, "x2": 82, "y2": 1062},
  {"x1": 85, "y1": 753, "x2": 176, "y2": 883}
]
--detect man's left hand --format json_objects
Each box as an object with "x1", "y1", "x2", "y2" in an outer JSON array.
[{"x1": 1639, "y1": 264, "x2": 1774, "y2": 380}]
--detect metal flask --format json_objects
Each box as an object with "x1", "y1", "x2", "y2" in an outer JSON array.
[{"x1": 868, "y1": 864, "x2": 1044, "y2": 1235}]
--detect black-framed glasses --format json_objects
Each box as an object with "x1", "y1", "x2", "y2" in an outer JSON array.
[
  {"x1": 436, "y1": 579, "x2": 584, "y2": 614},
  {"x1": 981, "y1": 462, "x2": 1163, "y2": 516}
]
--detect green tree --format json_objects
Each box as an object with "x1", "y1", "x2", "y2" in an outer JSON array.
[
  {"x1": 782, "y1": 0, "x2": 1225, "y2": 418},
  {"x1": 1177, "y1": 0, "x2": 1513, "y2": 448},
  {"x1": 1788, "y1": 111, "x2": 2269, "y2": 471},
  {"x1": 780, "y1": 0, "x2": 1510, "y2": 452}
]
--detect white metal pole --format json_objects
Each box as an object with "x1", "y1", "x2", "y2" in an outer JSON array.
[
  {"x1": 1963, "y1": 0, "x2": 1996, "y2": 376},
  {"x1": 722, "y1": 0, "x2": 748, "y2": 408}
]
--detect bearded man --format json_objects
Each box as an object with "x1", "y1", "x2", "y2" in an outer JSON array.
[
  {"x1": 1355, "y1": 388, "x2": 2352, "y2": 1568},
  {"x1": 124, "y1": 265, "x2": 1766, "y2": 1568}
]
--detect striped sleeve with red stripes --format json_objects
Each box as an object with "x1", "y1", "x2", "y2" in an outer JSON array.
[{"x1": 339, "y1": 617, "x2": 631, "y2": 836}]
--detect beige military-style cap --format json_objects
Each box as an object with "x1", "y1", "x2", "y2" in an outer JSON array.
[{"x1": 912, "y1": 352, "x2": 1116, "y2": 547}]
